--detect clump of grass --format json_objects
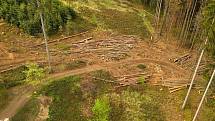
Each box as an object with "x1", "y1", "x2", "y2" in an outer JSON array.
[
  {"x1": 137, "y1": 64, "x2": 146, "y2": 70},
  {"x1": 91, "y1": 96, "x2": 111, "y2": 121},
  {"x1": 137, "y1": 76, "x2": 146, "y2": 85},
  {"x1": 23, "y1": 63, "x2": 45, "y2": 82},
  {"x1": 67, "y1": 60, "x2": 87, "y2": 70},
  {"x1": 11, "y1": 98, "x2": 40, "y2": 121}
]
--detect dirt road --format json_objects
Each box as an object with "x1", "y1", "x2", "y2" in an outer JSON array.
[
  {"x1": 0, "y1": 64, "x2": 103, "y2": 120},
  {"x1": 0, "y1": 57, "x2": 189, "y2": 120}
]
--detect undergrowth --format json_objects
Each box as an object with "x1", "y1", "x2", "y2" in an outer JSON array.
[
  {"x1": 40, "y1": 76, "x2": 86, "y2": 121},
  {"x1": 0, "y1": 65, "x2": 27, "y2": 88}
]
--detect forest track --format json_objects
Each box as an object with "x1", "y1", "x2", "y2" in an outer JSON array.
[
  {"x1": 0, "y1": 64, "x2": 104, "y2": 120},
  {"x1": 0, "y1": 57, "x2": 190, "y2": 120}
]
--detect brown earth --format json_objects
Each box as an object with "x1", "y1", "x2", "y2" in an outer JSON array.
[{"x1": 0, "y1": 20, "x2": 199, "y2": 120}]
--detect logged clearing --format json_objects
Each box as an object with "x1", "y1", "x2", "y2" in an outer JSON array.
[{"x1": 0, "y1": 0, "x2": 214, "y2": 121}]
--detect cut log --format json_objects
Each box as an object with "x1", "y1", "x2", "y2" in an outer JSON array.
[
  {"x1": 170, "y1": 87, "x2": 184, "y2": 93},
  {"x1": 114, "y1": 73, "x2": 147, "y2": 78},
  {"x1": 93, "y1": 77, "x2": 117, "y2": 83},
  {"x1": 31, "y1": 31, "x2": 89, "y2": 47}
]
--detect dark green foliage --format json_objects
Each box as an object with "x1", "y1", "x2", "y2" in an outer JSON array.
[
  {"x1": 0, "y1": 0, "x2": 76, "y2": 35},
  {"x1": 40, "y1": 76, "x2": 87, "y2": 121},
  {"x1": 137, "y1": 64, "x2": 146, "y2": 70},
  {"x1": 11, "y1": 98, "x2": 40, "y2": 121}
]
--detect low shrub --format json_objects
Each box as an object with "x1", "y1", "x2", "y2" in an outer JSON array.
[
  {"x1": 23, "y1": 63, "x2": 45, "y2": 82},
  {"x1": 91, "y1": 97, "x2": 111, "y2": 121},
  {"x1": 138, "y1": 76, "x2": 146, "y2": 85},
  {"x1": 109, "y1": 91, "x2": 165, "y2": 121},
  {"x1": 137, "y1": 64, "x2": 146, "y2": 70}
]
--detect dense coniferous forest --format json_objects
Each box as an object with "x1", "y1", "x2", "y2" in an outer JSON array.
[{"x1": 0, "y1": 0, "x2": 76, "y2": 35}]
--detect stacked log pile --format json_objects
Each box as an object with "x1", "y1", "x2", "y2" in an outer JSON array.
[
  {"x1": 93, "y1": 72, "x2": 151, "y2": 88},
  {"x1": 155, "y1": 78, "x2": 203, "y2": 93},
  {"x1": 70, "y1": 36, "x2": 138, "y2": 61}
]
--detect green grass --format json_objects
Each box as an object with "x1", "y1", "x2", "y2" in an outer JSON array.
[
  {"x1": 109, "y1": 89, "x2": 165, "y2": 121},
  {"x1": 11, "y1": 98, "x2": 40, "y2": 121},
  {"x1": 0, "y1": 65, "x2": 27, "y2": 88},
  {"x1": 40, "y1": 76, "x2": 87, "y2": 121},
  {"x1": 99, "y1": 9, "x2": 150, "y2": 38},
  {"x1": 64, "y1": 0, "x2": 153, "y2": 39},
  {"x1": 65, "y1": 16, "x2": 95, "y2": 35},
  {"x1": 12, "y1": 71, "x2": 166, "y2": 121}
]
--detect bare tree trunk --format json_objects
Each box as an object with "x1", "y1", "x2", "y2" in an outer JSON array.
[
  {"x1": 192, "y1": 69, "x2": 215, "y2": 121},
  {"x1": 178, "y1": 0, "x2": 193, "y2": 46},
  {"x1": 182, "y1": 18, "x2": 215, "y2": 109},
  {"x1": 176, "y1": 2, "x2": 187, "y2": 40},
  {"x1": 158, "y1": 0, "x2": 163, "y2": 26},
  {"x1": 182, "y1": 37, "x2": 208, "y2": 109},
  {"x1": 183, "y1": 0, "x2": 199, "y2": 42},
  {"x1": 189, "y1": 25, "x2": 199, "y2": 51},
  {"x1": 37, "y1": 0, "x2": 52, "y2": 72},
  {"x1": 159, "y1": 0, "x2": 170, "y2": 36}
]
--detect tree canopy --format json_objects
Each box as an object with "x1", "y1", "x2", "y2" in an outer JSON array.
[{"x1": 0, "y1": 0, "x2": 76, "y2": 35}]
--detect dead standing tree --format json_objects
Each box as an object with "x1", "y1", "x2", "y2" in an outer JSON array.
[
  {"x1": 192, "y1": 69, "x2": 215, "y2": 121},
  {"x1": 36, "y1": 0, "x2": 52, "y2": 72}
]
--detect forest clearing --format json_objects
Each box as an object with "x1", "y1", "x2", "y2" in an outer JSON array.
[{"x1": 0, "y1": 0, "x2": 215, "y2": 121}]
